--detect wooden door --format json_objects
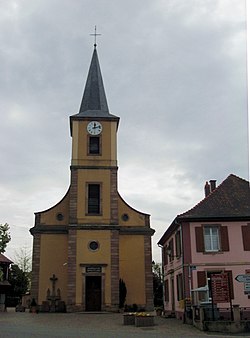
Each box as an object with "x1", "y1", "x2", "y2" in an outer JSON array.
[{"x1": 85, "y1": 276, "x2": 102, "y2": 311}]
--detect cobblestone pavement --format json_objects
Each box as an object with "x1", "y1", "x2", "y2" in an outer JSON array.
[{"x1": 0, "y1": 309, "x2": 249, "y2": 338}]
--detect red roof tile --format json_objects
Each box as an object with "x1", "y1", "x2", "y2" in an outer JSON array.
[
  {"x1": 158, "y1": 174, "x2": 250, "y2": 246},
  {"x1": 179, "y1": 174, "x2": 250, "y2": 220}
]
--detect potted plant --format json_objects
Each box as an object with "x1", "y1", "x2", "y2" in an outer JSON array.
[
  {"x1": 155, "y1": 306, "x2": 163, "y2": 316},
  {"x1": 119, "y1": 279, "x2": 127, "y2": 311}
]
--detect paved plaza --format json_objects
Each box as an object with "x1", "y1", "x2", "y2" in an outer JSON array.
[{"x1": 0, "y1": 309, "x2": 249, "y2": 338}]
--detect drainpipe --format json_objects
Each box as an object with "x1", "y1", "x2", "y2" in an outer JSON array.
[{"x1": 157, "y1": 243, "x2": 165, "y2": 311}]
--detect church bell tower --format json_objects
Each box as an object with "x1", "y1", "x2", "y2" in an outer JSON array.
[
  {"x1": 30, "y1": 43, "x2": 154, "y2": 313},
  {"x1": 69, "y1": 46, "x2": 120, "y2": 226}
]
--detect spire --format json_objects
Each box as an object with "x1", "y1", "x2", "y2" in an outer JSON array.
[{"x1": 78, "y1": 47, "x2": 110, "y2": 117}]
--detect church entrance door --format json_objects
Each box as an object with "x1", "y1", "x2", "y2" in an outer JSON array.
[{"x1": 85, "y1": 276, "x2": 102, "y2": 311}]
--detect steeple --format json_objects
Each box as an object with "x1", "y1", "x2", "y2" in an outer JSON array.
[
  {"x1": 77, "y1": 47, "x2": 112, "y2": 118},
  {"x1": 70, "y1": 46, "x2": 119, "y2": 136}
]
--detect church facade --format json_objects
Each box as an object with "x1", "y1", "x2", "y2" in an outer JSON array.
[{"x1": 30, "y1": 46, "x2": 154, "y2": 312}]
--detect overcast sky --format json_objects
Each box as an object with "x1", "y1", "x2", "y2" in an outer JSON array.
[{"x1": 1, "y1": 0, "x2": 249, "y2": 263}]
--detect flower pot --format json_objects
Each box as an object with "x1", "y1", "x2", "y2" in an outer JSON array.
[
  {"x1": 30, "y1": 306, "x2": 38, "y2": 314},
  {"x1": 156, "y1": 309, "x2": 162, "y2": 316}
]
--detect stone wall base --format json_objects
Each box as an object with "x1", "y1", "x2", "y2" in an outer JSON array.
[
  {"x1": 103, "y1": 304, "x2": 119, "y2": 312},
  {"x1": 66, "y1": 304, "x2": 119, "y2": 313},
  {"x1": 203, "y1": 321, "x2": 250, "y2": 334},
  {"x1": 66, "y1": 304, "x2": 84, "y2": 312}
]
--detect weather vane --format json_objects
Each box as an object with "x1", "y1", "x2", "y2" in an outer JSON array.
[{"x1": 90, "y1": 26, "x2": 101, "y2": 48}]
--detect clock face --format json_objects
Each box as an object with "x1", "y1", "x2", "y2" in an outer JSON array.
[{"x1": 87, "y1": 121, "x2": 102, "y2": 135}]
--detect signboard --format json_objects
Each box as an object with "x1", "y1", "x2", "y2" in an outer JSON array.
[
  {"x1": 211, "y1": 273, "x2": 230, "y2": 303},
  {"x1": 244, "y1": 282, "x2": 250, "y2": 294},
  {"x1": 235, "y1": 274, "x2": 250, "y2": 283},
  {"x1": 86, "y1": 266, "x2": 102, "y2": 273}
]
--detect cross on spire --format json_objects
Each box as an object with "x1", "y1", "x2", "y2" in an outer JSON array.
[{"x1": 90, "y1": 26, "x2": 101, "y2": 48}]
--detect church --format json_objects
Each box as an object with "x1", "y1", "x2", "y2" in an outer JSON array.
[{"x1": 30, "y1": 43, "x2": 155, "y2": 312}]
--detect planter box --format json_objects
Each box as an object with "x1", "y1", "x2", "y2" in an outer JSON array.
[
  {"x1": 123, "y1": 314, "x2": 135, "y2": 325},
  {"x1": 135, "y1": 315, "x2": 154, "y2": 327}
]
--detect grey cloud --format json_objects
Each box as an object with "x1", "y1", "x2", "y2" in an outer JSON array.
[{"x1": 0, "y1": 0, "x2": 248, "y2": 262}]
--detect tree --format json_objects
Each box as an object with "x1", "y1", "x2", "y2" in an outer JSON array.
[
  {"x1": 14, "y1": 246, "x2": 32, "y2": 274},
  {"x1": 119, "y1": 278, "x2": 127, "y2": 308},
  {"x1": 8, "y1": 264, "x2": 30, "y2": 298},
  {"x1": 14, "y1": 246, "x2": 32, "y2": 292},
  {"x1": 0, "y1": 223, "x2": 11, "y2": 253},
  {"x1": 152, "y1": 261, "x2": 163, "y2": 307},
  {"x1": 7, "y1": 247, "x2": 31, "y2": 306}
]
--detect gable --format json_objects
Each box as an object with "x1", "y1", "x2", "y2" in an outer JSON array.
[{"x1": 179, "y1": 174, "x2": 250, "y2": 220}]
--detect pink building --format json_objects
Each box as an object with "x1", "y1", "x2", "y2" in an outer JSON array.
[{"x1": 158, "y1": 174, "x2": 250, "y2": 321}]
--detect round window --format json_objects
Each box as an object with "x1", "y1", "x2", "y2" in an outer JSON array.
[
  {"x1": 122, "y1": 213, "x2": 129, "y2": 221},
  {"x1": 56, "y1": 213, "x2": 64, "y2": 221},
  {"x1": 89, "y1": 241, "x2": 99, "y2": 251}
]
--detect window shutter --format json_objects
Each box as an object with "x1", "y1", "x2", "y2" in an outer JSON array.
[
  {"x1": 165, "y1": 279, "x2": 169, "y2": 301},
  {"x1": 175, "y1": 230, "x2": 181, "y2": 257},
  {"x1": 169, "y1": 238, "x2": 174, "y2": 261},
  {"x1": 225, "y1": 270, "x2": 234, "y2": 299},
  {"x1": 176, "y1": 274, "x2": 183, "y2": 301},
  {"x1": 197, "y1": 271, "x2": 206, "y2": 287},
  {"x1": 220, "y1": 226, "x2": 229, "y2": 251},
  {"x1": 195, "y1": 227, "x2": 204, "y2": 252},
  {"x1": 176, "y1": 275, "x2": 179, "y2": 301},
  {"x1": 242, "y1": 226, "x2": 250, "y2": 251},
  {"x1": 163, "y1": 246, "x2": 168, "y2": 265}
]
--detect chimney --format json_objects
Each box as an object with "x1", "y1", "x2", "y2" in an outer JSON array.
[
  {"x1": 204, "y1": 181, "x2": 210, "y2": 197},
  {"x1": 210, "y1": 180, "x2": 216, "y2": 192}
]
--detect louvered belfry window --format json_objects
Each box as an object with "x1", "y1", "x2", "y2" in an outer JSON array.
[
  {"x1": 88, "y1": 184, "x2": 100, "y2": 214},
  {"x1": 89, "y1": 136, "x2": 100, "y2": 155}
]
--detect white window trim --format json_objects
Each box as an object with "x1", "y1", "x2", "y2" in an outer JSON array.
[{"x1": 204, "y1": 226, "x2": 220, "y2": 252}]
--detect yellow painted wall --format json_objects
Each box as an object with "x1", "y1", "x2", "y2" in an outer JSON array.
[
  {"x1": 118, "y1": 195, "x2": 148, "y2": 227},
  {"x1": 71, "y1": 120, "x2": 117, "y2": 166},
  {"x1": 77, "y1": 170, "x2": 111, "y2": 223},
  {"x1": 119, "y1": 235, "x2": 146, "y2": 305},
  {"x1": 39, "y1": 234, "x2": 68, "y2": 304},
  {"x1": 71, "y1": 121, "x2": 79, "y2": 161},
  {"x1": 39, "y1": 191, "x2": 70, "y2": 225},
  {"x1": 75, "y1": 230, "x2": 111, "y2": 305}
]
